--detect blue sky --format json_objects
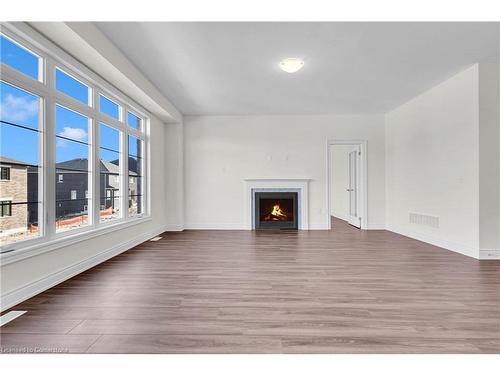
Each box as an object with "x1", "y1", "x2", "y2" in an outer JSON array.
[
  {"x1": 0, "y1": 82, "x2": 40, "y2": 165},
  {"x1": 1, "y1": 35, "x2": 140, "y2": 168},
  {"x1": 0, "y1": 35, "x2": 38, "y2": 80}
]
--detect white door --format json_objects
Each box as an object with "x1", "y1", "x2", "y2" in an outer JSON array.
[{"x1": 347, "y1": 146, "x2": 361, "y2": 228}]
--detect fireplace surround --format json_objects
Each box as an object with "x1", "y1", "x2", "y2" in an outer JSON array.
[{"x1": 244, "y1": 179, "x2": 310, "y2": 230}]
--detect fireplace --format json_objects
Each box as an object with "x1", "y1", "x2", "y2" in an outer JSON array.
[{"x1": 254, "y1": 192, "x2": 298, "y2": 230}]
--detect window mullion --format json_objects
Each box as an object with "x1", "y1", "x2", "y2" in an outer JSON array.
[
  {"x1": 144, "y1": 118, "x2": 150, "y2": 217},
  {"x1": 53, "y1": 92, "x2": 95, "y2": 119},
  {"x1": 92, "y1": 89, "x2": 101, "y2": 227},
  {"x1": 95, "y1": 113, "x2": 125, "y2": 132},
  {"x1": 122, "y1": 129, "x2": 129, "y2": 220},
  {"x1": 127, "y1": 127, "x2": 145, "y2": 140},
  {"x1": 0, "y1": 63, "x2": 50, "y2": 97},
  {"x1": 44, "y1": 59, "x2": 56, "y2": 240}
]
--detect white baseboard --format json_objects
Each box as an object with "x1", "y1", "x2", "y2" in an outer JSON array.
[
  {"x1": 386, "y1": 224, "x2": 478, "y2": 259},
  {"x1": 366, "y1": 224, "x2": 386, "y2": 230},
  {"x1": 331, "y1": 213, "x2": 349, "y2": 222},
  {"x1": 309, "y1": 223, "x2": 330, "y2": 230},
  {"x1": 164, "y1": 224, "x2": 184, "y2": 232},
  {"x1": 479, "y1": 249, "x2": 500, "y2": 260},
  {"x1": 184, "y1": 223, "x2": 247, "y2": 230},
  {"x1": 1, "y1": 225, "x2": 167, "y2": 312}
]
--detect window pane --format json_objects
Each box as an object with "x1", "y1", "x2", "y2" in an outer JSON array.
[
  {"x1": 128, "y1": 135, "x2": 142, "y2": 158},
  {"x1": 56, "y1": 140, "x2": 89, "y2": 167},
  {"x1": 55, "y1": 198, "x2": 89, "y2": 233},
  {"x1": 55, "y1": 170, "x2": 88, "y2": 201},
  {"x1": 100, "y1": 123, "x2": 121, "y2": 222},
  {"x1": 0, "y1": 203, "x2": 39, "y2": 246},
  {"x1": 128, "y1": 195, "x2": 142, "y2": 216},
  {"x1": 127, "y1": 156, "x2": 142, "y2": 176},
  {"x1": 128, "y1": 135, "x2": 143, "y2": 216},
  {"x1": 0, "y1": 82, "x2": 41, "y2": 248},
  {"x1": 100, "y1": 148, "x2": 120, "y2": 165},
  {"x1": 55, "y1": 105, "x2": 89, "y2": 143},
  {"x1": 128, "y1": 176, "x2": 142, "y2": 195},
  {"x1": 101, "y1": 196, "x2": 121, "y2": 222},
  {"x1": 100, "y1": 123, "x2": 120, "y2": 151},
  {"x1": 1, "y1": 125, "x2": 39, "y2": 167},
  {"x1": 1, "y1": 81, "x2": 40, "y2": 130},
  {"x1": 55, "y1": 105, "x2": 90, "y2": 233},
  {"x1": 127, "y1": 112, "x2": 142, "y2": 130},
  {"x1": 0, "y1": 35, "x2": 39, "y2": 80},
  {"x1": 56, "y1": 68, "x2": 89, "y2": 105},
  {"x1": 99, "y1": 95, "x2": 120, "y2": 120}
]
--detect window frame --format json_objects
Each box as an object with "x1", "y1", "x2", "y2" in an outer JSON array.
[
  {"x1": 55, "y1": 66, "x2": 92, "y2": 106},
  {"x1": 0, "y1": 167, "x2": 11, "y2": 180},
  {"x1": 0, "y1": 23, "x2": 150, "y2": 256},
  {"x1": 98, "y1": 122, "x2": 123, "y2": 223},
  {"x1": 0, "y1": 200, "x2": 13, "y2": 217},
  {"x1": 0, "y1": 32, "x2": 44, "y2": 82}
]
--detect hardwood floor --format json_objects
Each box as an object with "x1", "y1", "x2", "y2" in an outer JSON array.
[{"x1": 1, "y1": 218, "x2": 499, "y2": 353}]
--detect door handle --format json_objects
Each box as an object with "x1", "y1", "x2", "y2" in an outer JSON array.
[{"x1": 346, "y1": 188, "x2": 354, "y2": 192}]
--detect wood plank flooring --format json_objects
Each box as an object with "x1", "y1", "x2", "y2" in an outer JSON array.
[{"x1": 1, "y1": 218, "x2": 499, "y2": 353}]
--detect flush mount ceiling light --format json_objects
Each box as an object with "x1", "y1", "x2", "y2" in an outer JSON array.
[{"x1": 279, "y1": 58, "x2": 304, "y2": 73}]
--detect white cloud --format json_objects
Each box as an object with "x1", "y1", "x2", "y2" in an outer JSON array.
[
  {"x1": 0, "y1": 93, "x2": 38, "y2": 123},
  {"x1": 57, "y1": 126, "x2": 88, "y2": 147},
  {"x1": 58, "y1": 126, "x2": 87, "y2": 142}
]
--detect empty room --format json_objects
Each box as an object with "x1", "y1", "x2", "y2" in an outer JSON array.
[{"x1": 1, "y1": 2, "x2": 500, "y2": 371}]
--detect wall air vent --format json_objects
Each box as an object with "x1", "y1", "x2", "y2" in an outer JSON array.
[{"x1": 409, "y1": 213, "x2": 439, "y2": 228}]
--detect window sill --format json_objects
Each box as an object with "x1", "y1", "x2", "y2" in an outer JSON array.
[{"x1": 0, "y1": 215, "x2": 152, "y2": 266}]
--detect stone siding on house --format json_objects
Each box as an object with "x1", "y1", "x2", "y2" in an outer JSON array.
[{"x1": 0, "y1": 165, "x2": 28, "y2": 232}]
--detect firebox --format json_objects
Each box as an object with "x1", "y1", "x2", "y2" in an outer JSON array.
[{"x1": 254, "y1": 192, "x2": 298, "y2": 230}]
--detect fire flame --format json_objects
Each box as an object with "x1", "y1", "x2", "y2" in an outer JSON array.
[
  {"x1": 263, "y1": 202, "x2": 288, "y2": 221},
  {"x1": 270, "y1": 204, "x2": 286, "y2": 218}
]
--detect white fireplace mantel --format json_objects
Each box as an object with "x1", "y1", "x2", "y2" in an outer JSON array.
[{"x1": 243, "y1": 179, "x2": 311, "y2": 230}]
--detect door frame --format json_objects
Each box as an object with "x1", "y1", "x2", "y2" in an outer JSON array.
[{"x1": 326, "y1": 139, "x2": 368, "y2": 230}]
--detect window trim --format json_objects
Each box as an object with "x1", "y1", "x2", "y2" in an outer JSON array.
[{"x1": 0, "y1": 23, "x2": 150, "y2": 256}]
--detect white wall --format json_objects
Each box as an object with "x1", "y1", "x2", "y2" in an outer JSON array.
[
  {"x1": 497, "y1": 61, "x2": 500, "y2": 254},
  {"x1": 183, "y1": 115, "x2": 386, "y2": 230},
  {"x1": 478, "y1": 63, "x2": 500, "y2": 255},
  {"x1": 385, "y1": 65, "x2": 480, "y2": 258},
  {"x1": 330, "y1": 145, "x2": 351, "y2": 220},
  {"x1": 164, "y1": 122, "x2": 185, "y2": 230}
]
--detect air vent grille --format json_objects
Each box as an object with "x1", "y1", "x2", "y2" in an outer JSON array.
[{"x1": 409, "y1": 213, "x2": 439, "y2": 228}]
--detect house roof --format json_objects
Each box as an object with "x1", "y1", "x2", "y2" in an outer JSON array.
[
  {"x1": 0, "y1": 157, "x2": 139, "y2": 175},
  {"x1": 0, "y1": 156, "x2": 30, "y2": 167},
  {"x1": 56, "y1": 158, "x2": 138, "y2": 175}
]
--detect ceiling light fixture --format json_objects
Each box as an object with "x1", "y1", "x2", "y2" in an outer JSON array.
[{"x1": 279, "y1": 58, "x2": 304, "y2": 73}]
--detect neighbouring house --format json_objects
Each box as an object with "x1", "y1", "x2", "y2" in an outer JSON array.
[
  {"x1": 55, "y1": 158, "x2": 138, "y2": 220},
  {"x1": 0, "y1": 154, "x2": 140, "y2": 239},
  {"x1": 0, "y1": 157, "x2": 29, "y2": 234}
]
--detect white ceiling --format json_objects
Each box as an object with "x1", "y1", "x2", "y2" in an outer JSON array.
[{"x1": 95, "y1": 22, "x2": 499, "y2": 115}]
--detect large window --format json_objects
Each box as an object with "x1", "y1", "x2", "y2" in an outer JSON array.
[
  {"x1": 0, "y1": 81, "x2": 42, "y2": 246},
  {"x1": 0, "y1": 25, "x2": 148, "y2": 252}
]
